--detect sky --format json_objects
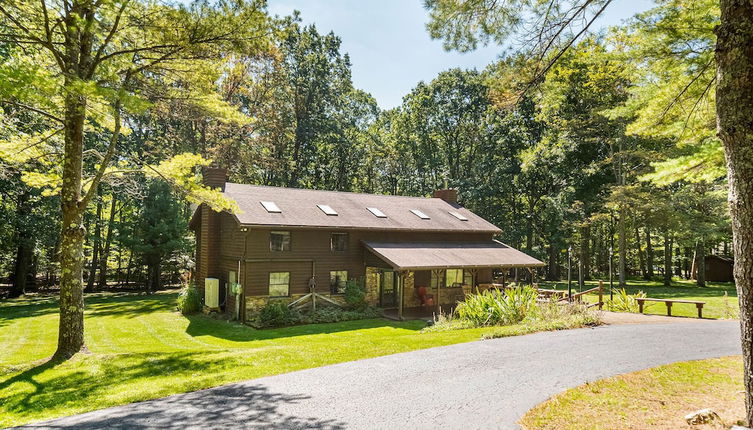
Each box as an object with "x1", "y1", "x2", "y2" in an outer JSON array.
[{"x1": 267, "y1": 0, "x2": 656, "y2": 109}]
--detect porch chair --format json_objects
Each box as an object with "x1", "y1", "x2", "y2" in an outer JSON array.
[{"x1": 415, "y1": 286, "x2": 434, "y2": 308}]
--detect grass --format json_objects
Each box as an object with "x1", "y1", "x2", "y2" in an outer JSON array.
[
  {"x1": 0, "y1": 290, "x2": 591, "y2": 427},
  {"x1": 539, "y1": 278, "x2": 738, "y2": 319},
  {"x1": 520, "y1": 356, "x2": 745, "y2": 429}
]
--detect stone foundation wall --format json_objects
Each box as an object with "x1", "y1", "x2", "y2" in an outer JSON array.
[
  {"x1": 245, "y1": 293, "x2": 348, "y2": 321},
  {"x1": 364, "y1": 267, "x2": 381, "y2": 306}
]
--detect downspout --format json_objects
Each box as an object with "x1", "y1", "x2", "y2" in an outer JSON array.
[{"x1": 240, "y1": 229, "x2": 249, "y2": 323}]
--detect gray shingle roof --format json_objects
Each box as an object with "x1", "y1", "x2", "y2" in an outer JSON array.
[
  {"x1": 223, "y1": 183, "x2": 501, "y2": 233},
  {"x1": 363, "y1": 240, "x2": 545, "y2": 270}
]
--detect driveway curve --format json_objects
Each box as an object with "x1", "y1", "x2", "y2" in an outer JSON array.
[{"x1": 22, "y1": 321, "x2": 740, "y2": 430}]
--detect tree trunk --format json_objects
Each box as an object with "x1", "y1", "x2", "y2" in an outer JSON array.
[
  {"x1": 146, "y1": 257, "x2": 160, "y2": 294},
  {"x1": 579, "y1": 224, "x2": 591, "y2": 283},
  {"x1": 10, "y1": 190, "x2": 32, "y2": 298},
  {"x1": 635, "y1": 223, "x2": 647, "y2": 280},
  {"x1": 546, "y1": 242, "x2": 559, "y2": 281},
  {"x1": 124, "y1": 251, "x2": 133, "y2": 288},
  {"x1": 86, "y1": 189, "x2": 102, "y2": 292},
  {"x1": 663, "y1": 230, "x2": 672, "y2": 287},
  {"x1": 716, "y1": 1, "x2": 753, "y2": 422},
  {"x1": 695, "y1": 239, "x2": 706, "y2": 288},
  {"x1": 97, "y1": 196, "x2": 117, "y2": 289},
  {"x1": 646, "y1": 226, "x2": 654, "y2": 279},
  {"x1": 54, "y1": 92, "x2": 88, "y2": 360},
  {"x1": 618, "y1": 205, "x2": 626, "y2": 287}
]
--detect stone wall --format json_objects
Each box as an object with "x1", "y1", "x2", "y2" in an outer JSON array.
[
  {"x1": 245, "y1": 293, "x2": 348, "y2": 321},
  {"x1": 364, "y1": 267, "x2": 380, "y2": 306}
]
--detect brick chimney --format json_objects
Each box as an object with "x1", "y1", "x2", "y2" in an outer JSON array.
[
  {"x1": 432, "y1": 189, "x2": 458, "y2": 204},
  {"x1": 202, "y1": 166, "x2": 228, "y2": 191}
]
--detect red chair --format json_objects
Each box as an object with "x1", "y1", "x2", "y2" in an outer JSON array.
[{"x1": 416, "y1": 286, "x2": 434, "y2": 307}]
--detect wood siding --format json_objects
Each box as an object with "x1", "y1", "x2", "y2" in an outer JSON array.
[{"x1": 213, "y1": 216, "x2": 494, "y2": 298}]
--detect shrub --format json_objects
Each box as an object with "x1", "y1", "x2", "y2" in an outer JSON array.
[
  {"x1": 456, "y1": 286, "x2": 539, "y2": 326},
  {"x1": 298, "y1": 306, "x2": 380, "y2": 325},
  {"x1": 256, "y1": 302, "x2": 380, "y2": 328},
  {"x1": 344, "y1": 279, "x2": 367, "y2": 310},
  {"x1": 177, "y1": 282, "x2": 201, "y2": 315},
  {"x1": 607, "y1": 288, "x2": 646, "y2": 313},
  {"x1": 258, "y1": 302, "x2": 297, "y2": 327}
]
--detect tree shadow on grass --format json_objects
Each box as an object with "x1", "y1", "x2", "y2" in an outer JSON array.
[
  {"x1": 184, "y1": 315, "x2": 425, "y2": 343},
  {"x1": 2, "y1": 353, "x2": 346, "y2": 430},
  {"x1": 0, "y1": 351, "x2": 218, "y2": 419},
  {"x1": 0, "y1": 292, "x2": 178, "y2": 328},
  {"x1": 0, "y1": 299, "x2": 59, "y2": 328},
  {"x1": 84, "y1": 293, "x2": 176, "y2": 319}
]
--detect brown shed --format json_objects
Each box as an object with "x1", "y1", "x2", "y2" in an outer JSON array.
[{"x1": 692, "y1": 255, "x2": 734, "y2": 282}]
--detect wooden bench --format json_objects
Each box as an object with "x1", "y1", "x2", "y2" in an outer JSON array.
[{"x1": 636, "y1": 298, "x2": 706, "y2": 318}]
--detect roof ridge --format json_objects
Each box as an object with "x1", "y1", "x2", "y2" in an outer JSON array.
[{"x1": 224, "y1": 183, "x2": 446, "y2": 202}]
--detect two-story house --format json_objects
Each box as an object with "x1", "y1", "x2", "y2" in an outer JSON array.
[{"x1": 190, "y1": 167, "x2": 544, "y2": 321}]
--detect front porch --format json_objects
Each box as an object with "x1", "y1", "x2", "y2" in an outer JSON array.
[{"x1": 363, "y1": 240, "x2": 546, "y2": 320}]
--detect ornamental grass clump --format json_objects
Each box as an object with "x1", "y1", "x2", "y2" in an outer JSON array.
[
  {"x1": 607, "y1": 288, "x2": 646, "y2": 313},
  {"x1": 455, "y1": 286, "x2": 539, "y2": 326},
  {"x1": 177, "y1": 282, "x2": 201, "y2": 315}
]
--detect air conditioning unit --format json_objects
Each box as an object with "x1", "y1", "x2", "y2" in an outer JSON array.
[{"x1": 205, "y1": 278, "x2": 220, "y2": 308}]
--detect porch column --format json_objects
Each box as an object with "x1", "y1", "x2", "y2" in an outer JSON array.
[
  {"x1": 432, "y1": 269, "x2": 442, "y2": 315},
  {"x1": 397, "y1": 271, "x2": 404, "y2": 321}
]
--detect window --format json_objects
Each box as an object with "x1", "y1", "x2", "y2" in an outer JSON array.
[
  {"x1": 269, "y1": 272, "x2": 290, "y2": 296},
  {"x1": 430, "y1": 271, "x2": 444, "y2": 289},
  {"x1": 331, "y1": 232, "x2": 348, "y2": 252},
  {"x1": 270, "y1": 231, "x2": 291, "y2": 252},
  {"x1": 367, "y1": 207, "x2": 387, "y2": 218},
  {"x1": 317, "y1": 204, "x2": 338, "y2": 216},
  {"x1": 410, "y1": 209, "x2": 430, "y2": 219},
  {"x1": 260, "y1": 201, "x2": 281, "y2": 213},
  {"x1": 446, "y1": 269, "x2": 464, "y2": 287},
  {"x1": 330, "y1": 270, "x2": 348, "y2": 294},
  {"x1": 449, "y1": 211, "x2": 468, "y2": 221},
  {"x1": 463, "y1": 270, "x2": 474, "y2": 287}
]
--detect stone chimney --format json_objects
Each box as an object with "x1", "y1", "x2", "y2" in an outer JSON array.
[
  {"x1": 202, "y1": 166, "x2": 228, "y2": 191},
  {"x1": 432, "y1": 189, "x2": 458, "y2": 204}
]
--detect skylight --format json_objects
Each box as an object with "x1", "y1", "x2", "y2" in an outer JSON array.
[
  {"x1": 260, "y1": 201, "x2": 281, "y2": 213},
  {"x1": 410, "y1": 209, "x2": 430, "y2": 220},
  {"x1": 449, "y1": 211, "x2": 469, "y2": 221},
  {"x1": 317, "y1": 204, "x2": 338, "y2": 216},
  {"x1": 367, "y1": 207, "x2": 387, "y2": 218}
]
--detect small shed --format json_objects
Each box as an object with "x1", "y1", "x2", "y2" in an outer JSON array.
[{"x1": 693, "y1": 255, "x2": 734, "y2": 282}]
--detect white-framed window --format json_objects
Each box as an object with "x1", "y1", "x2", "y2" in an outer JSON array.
[
  {"x1": 446, "y1": 269, "x2": 464, "y2": 287},
  {"x1": 330, "y1": 270, "x2": 348, "y2": 294},
  {"x1": 270, "y1": 231, "x2": 291, "y2": 252},
  {"x1": 269, "y1": 272, "x2": 290, "y2": 296},
  {"x1": 331, "y1": 232, "x2": 348, "y2": 252}
]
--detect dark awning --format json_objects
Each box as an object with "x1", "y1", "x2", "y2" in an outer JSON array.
[{"x1": 363, "y1": 240, "x2": 545, "y2": 271}]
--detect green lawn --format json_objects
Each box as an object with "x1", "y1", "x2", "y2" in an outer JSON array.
[
  {"x1": 520, "y1": 356, "x2": 744, "y2": 429},
  {"x1": 539, "y1": 278, "x2": 738, "y2": 319},
  {"x1": 0, "y1": 291, "x2": 538, "y2": 427}
]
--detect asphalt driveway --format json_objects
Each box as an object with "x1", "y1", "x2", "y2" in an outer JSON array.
[{"x1": 22, "y1": 321, "x2": 741, "y2": 430}]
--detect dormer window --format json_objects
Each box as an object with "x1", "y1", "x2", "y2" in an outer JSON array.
[
  {"x1": 410, "y1": 209, "x2": 430, "y2": 220},
  {"x1": 367, "y1": 207, "x2": 387, "y2": 218},
  {"x1": 317, "y1": 204, "x2": 338, "y2": 216},
  {"x1": 449, "y1": 211, "x2": 468, "y2": 221},
  {"x1": 260, "y1": 201, "x2": 281, "y2": 213}
]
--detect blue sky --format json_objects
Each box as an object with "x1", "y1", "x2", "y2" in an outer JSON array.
[{"x1": 265, "y1": 0, "x2": 655, "y2": 109}]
